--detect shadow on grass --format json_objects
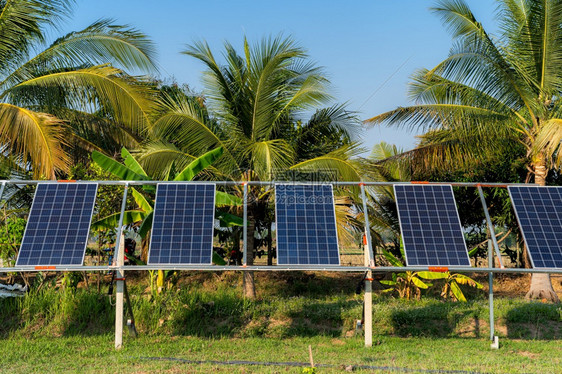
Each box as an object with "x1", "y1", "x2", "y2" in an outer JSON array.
[
  {"x1": 387, "y1": 298, "x2": 562, "y2": 340},
  {"x1": 389, "y1": 301, "x2": 479, "y2": 338},
  {"x1": 0, "y1": 289, "x2": 114, "y2": 338},
  {"x1": 158, "y1": 293, "x2": 360, "y2": 338},
  {"x1": 504, "y1": 302, "x2": 562, "y2": 340}
]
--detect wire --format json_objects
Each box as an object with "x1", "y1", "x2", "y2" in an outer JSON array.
[
  {"x1": 138, "y1": 356, "x2": 481, "y2": 373},
  {"x1": 357, "y1": 55, "x2": 413, "y2": 110}
]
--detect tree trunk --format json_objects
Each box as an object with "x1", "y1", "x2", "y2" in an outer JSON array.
[
  {"x1": 267, "y1": 220, "x2": 273, "y2": 266},
  {"x1": 526, "y1": 154, "x2": 560, "y2": 302},
  {"x1": 243, "y1": 216, "x2": 256, "y2": 299}
]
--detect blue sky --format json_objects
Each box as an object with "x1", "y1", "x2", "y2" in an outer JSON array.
[{"x1": 63, "y1": 0, "x2": 498, "y2": 152}]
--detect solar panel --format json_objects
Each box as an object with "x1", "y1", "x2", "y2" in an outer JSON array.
[
  {"x1": 394, "y1": 184, "x2": 470, "y2": 267},
  {"x1": 148, "y1": 183, "x2": 215, "y2": 265},
  {"x1": 508, "y1": 186, "x2": 562, "y2": 269},
  {"x1": 16, "y1": 183, "x2": 98, "y2": 266},
  {"x1": 275, "y1": 184, "x2": 340, "y2": 265}
]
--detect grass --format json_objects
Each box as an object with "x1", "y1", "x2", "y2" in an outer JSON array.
[{"x1": 1, "y1": 271, "x2": 561, "y2": 373}]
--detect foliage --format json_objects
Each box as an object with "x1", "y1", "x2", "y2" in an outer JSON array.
[
  {"x1": 367, "y1": 0, "x2": 562, "y2": 300},
  {"x1": 380, "y1": 249, "x2": 482, "y2": 302},
  {"x1": 137, "y1": 36, "x2": 365, "y2": 265},
  {"x1": 0, "y1": 217, "x2": 26, "y2": 265},
  {"x1": 0, "y1": 1, "x2": 157, "y2": 178},
  {"x1": 91, "y1": 146, "x2": 239, "y2": 272},
  {"x1": 418, "y1": 271, "x2": 483, "y2": 302},
  {"x1": 380, "y1": 250, "x2": 432, "y2": 300}
]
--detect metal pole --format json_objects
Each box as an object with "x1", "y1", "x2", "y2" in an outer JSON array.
[
  {"x1": 488, "y1": 239, "x2": 499, "y2": 348},
  {"x1": 114, "y1": 184, "x2": 129, "y2": 350},
  {"x1": 477, "y1": 186, "x2": 504, "y2": 268},
  {"x1": 0, "y1": 181, "x2": 6, "y2": 203},
  {"x1": 242, "y1": 182, "x2": 248, "y2": 266},
  {"x1": 360, "y1": 183, "x2": 373, "y2": 347},
  {"x1": 360, "y1": 184, "x2": 375, "y2": 266},
  {"x1": 488, "y1": 240, "x2": 494, "y2": 340}
]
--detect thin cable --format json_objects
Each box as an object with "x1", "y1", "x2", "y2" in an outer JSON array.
[
  {"x1": 138, "y1": 356, "x2": 484, "y2": 373},
  {"x1": 358, "y1": 55, "x2": 413, "y2": 110}
]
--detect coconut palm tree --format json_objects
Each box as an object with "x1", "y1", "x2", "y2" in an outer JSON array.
[
  {"x1": 366, "y1": 0, "x2": 562, "y2": 301},
  {"x1": 0, "y1": 0, "x2": 156, "y2": 179},
  {"x1": 137, "y1": 36, "x2": 363, "y2": 298}
]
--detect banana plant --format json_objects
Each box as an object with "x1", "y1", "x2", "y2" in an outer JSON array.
[
  {"x1": 380, "y1": 249, "x2": 433, "y2": 300},
  {"x1": 418, "y1": 271, "x2": 483, "y2": 302},
  {"x1": 90, "y1": 146, "x2": 242, "y2": 268},
  {"x1": 381, "y1": 248, "x2": 483, "y2": 302}
]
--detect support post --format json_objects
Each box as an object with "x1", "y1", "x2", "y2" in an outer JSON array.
[
  {"x1": 360, "y1": 183, "x2": 373, "y2": 347},
  {"x1": 114, "y1": 184, "x2": 129, "y2": 350},
  {"x1": 477, "y1": 186, "x2": 504, "y2": 268},
  {"x1": 242, "y1": 182, "x2": 248, "y2": 266},
  {"x1": 488, "y1": 239, "x2": 499, "y2": 348},
  {"x1": 123, "y1": 280, "x2": 138, "y2": 338}
]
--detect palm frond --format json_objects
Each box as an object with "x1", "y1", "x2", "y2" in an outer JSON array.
[
  {"x1": 0, "y1": 0, "x2": 73, "y2": 71},
  {"x1": 2, "y1": 19, "x2": 157, "y2": 89},
  {"x1": 246, "y1": 139, "x2": 295, "y2": 180},
  {"x1": 0, "y1": 103, "x2": 68, "y2": 178},
  {"x1": 6, "y1": 65, "x2": 155, "y2": 136},
  {"x1": 290, "y1": 144, "x2": 364, "y2": 182}
]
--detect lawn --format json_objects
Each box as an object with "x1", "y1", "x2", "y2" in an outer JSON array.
[
  {"x1": 1, "y1": 272, "x2": 561, "y2": 373},
  {"x1": 2, "y1": 334, "x2": 561, "y2": 373}
]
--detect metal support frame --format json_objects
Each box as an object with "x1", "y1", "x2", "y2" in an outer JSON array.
[
  {"x1": 114, "y1": 183, "x2": 129, "y2": 349},
  {"x1": 2, "y1": 179, "x2": 561, "y2": 350},
  {"x1": 477, "y1": 186, "x2": 504, "y2": 268},
  {"x1": 360, "y1": 183, "x2": 374, "y2": 347},
  {"x1": 488, "y1": 239, "x2": 498, "y2": 348},
  {"x1": 242, "y1": 182, "x2": 248, "y2": 266}
]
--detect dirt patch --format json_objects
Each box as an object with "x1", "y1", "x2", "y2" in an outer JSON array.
[
  {"x1": 474, "y1": 273, "x2": 562, "y2": 300},
  {"x1": 518, "y1": 351, "x2": 540, "y2": 359}
]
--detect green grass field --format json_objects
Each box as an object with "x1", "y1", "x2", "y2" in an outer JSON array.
[
  {"x1": 2, "y1": 334, "x2": 561, "y2": 373},
  {"x1": 1, "y1": 272, "x2": 561, "y2": 373}
]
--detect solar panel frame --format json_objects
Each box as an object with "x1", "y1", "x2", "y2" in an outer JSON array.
[
  {"x1": 508, "y1": 185, "x2": 562, "y2": 269},
  {"x1": 16, "y1": 182, "x2": 98, "y2": 267},
  {"x1": 148, "y1": 183, "x2": 216, "y2": 265},
  {"x1": 274, "y1": 183, "x2": 341, "y2": 266},
  {"x1": 394, "y1": 184, "x2": 471, "y2": 267}
]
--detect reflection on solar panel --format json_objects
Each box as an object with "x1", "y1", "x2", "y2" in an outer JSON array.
[
  {"x1": 508, "y1": 186, "x2": 562, "y2": 269},
  {"x1": 148, "y1": 184, "x2": 215, "y2": 265},
  {"x1": 394, "y1": 184, "x2": 470, "y2": 267},
  {"x1": 16, "y1": 183, "x2": 98, "y2": 266},
  {"x1": 275, "y1": 184, "x2": 340, "y2": 265}
]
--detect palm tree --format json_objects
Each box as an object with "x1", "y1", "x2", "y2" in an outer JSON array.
[
  {"x1": 138, "y1": 36, "x2": 363, "y2": 298},
  {"x1": 366, "y1": 0, "x2": 562, "y2": 301},
  {"x1": 0, "y1": 0, "x2": 156, "y2": 179}
]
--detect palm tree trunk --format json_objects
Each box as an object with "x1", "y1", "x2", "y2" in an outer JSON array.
[
  {"x1": 526, "y1": 154, "x2": 560, "y2": 302},
  {"x1": 243, "y1": 215, "x2": 256, "y2": 299},
  {"x1": 267, "y1": 220, "x2": 273, "y2": 266}
]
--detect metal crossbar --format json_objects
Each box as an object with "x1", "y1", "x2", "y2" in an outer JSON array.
[{"x1": 0, "y1": 179, "x2": 559, "y2": 350}]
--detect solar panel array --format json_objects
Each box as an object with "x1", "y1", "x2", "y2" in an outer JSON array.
[
  {"x1": 394, "y1": 184, "x2": 470, "y2": 267},
  {"x1": 508, "y1": 186, "x2": 562, "y2": 269},
  {"x1": 275, "y1": 184, "x2": 340, "y2": 265},
  {"x1": 148, "y1": 183, "x2": 215, "y2": 265},
  {"x1": 16, "y1": 183, "x2": 98, "y2": 266}
]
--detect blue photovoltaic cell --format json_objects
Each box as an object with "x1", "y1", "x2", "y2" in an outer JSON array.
[
  {"x1": 148, "y1": 184, "x2": 215, "y2": 265},
  {"x1": 394, "y1": 184, "x2": 470, "y2": 267},
  {"x1": 275, "y1": 184, "x2": 340, "y2": 265},
  {"x1": 16, "y1": 183, "x2": 98, "y2": 266},
  {"x1": 508, "y1": 186, "x2": 562, "y2": 269}
]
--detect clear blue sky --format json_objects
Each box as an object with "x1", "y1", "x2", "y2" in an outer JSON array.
[{"x1": 63, "y1": 0, "x2": 498, "y2": 152}]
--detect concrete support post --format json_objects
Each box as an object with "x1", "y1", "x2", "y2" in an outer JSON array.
[
  {"x1": 114, "y1": 184, "x2": 129, "y2": 350},
  {"x1": 115, "y1": 233, "x2": 125, "y2": 349},
  {"x1": 360, "y1": 183, "x2": 373, "y2": 347}
]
